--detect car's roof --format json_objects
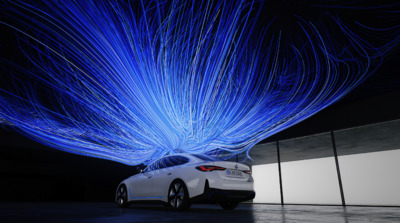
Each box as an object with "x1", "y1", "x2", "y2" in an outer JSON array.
[{"x1": 157, "y1": 153, "x2": 220, "y2": 162}]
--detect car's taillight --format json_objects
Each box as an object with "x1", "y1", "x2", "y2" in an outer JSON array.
[
  {"x1": 196, "y1": 165, "x2": 226, "y2": 172},
  {"x1": 243, "y1": 170, "x2": 251, "y2": 174}
]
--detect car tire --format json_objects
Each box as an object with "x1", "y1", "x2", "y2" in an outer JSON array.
[
  {"x1": 168, "y1": 180, "x2": 191, "y2": 211},
  {"x1": 219, "y1": 201, "x2": 239, "y2": 210},
  {"x1": 116, "y1": 184, "x2": 129, "y2": 208}
]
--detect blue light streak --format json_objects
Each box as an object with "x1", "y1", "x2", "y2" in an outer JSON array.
[{"x1": 0, "y1": 1, "x2": 399, "y2": 165}]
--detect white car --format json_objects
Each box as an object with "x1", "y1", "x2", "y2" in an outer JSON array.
[{"x1": 115, "y1": 154, "x2": 255, "y2": 210}]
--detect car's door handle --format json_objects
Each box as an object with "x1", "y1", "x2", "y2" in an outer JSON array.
[
  {"x1": 147, "y1": 175, "x2": 152, "y2": 178},
  {"x1": 167, "y1": 173, "x2": 172, "y2": 175}
]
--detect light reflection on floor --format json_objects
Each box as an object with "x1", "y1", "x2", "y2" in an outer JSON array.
[{"x1": 1, "y1": 202, "x2": 400, "y2": 223}]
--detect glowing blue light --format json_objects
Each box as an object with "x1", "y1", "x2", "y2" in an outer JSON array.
[{"x1": 0, "y1": 1, "x2": 399, "y2": 165}]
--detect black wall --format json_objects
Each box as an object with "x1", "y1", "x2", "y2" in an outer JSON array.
[{"x1": 0, "y1": 129, "x2": 137, "y2": 202}]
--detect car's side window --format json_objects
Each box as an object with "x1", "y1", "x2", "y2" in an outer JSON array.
[
  {"x1": 174, "y1": 155, "x2": 189, "y2": 165},
  {"x1": 145, "y1": 159, "x2": 167, "y2": 172},
  {"x1": 155, "y1": 159, "x2": 167, "y2": 170},
  {"x1": 163, "y1": 155, "x2": 189, "y2": 168},
  {"x1": 163, "y1": 157, "x2": 175, "y2": 168},
  {"x1": 145, "y1": 156, "x2": 189, "y2": 172},
  {"x1": 144, "y1": 163, "x2": 155, "y2": 172}
]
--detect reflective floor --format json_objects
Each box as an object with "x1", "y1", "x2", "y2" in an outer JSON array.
[{"x1": 1, "y1": 202, "x2": 400, "y2": 223}]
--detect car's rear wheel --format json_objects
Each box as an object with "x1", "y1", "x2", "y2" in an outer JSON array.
[
  {"x1": 116, "y1": 184, "x2": 129, "y2": 208},
  {"x1": 168, "y1": 180, "x2": 191, "y2": 211},
  {"x1": 219, "y1": 201, "x2": 239, "y2": 210}
]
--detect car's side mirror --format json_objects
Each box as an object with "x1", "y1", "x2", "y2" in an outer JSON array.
[{"x1": 136, "y1": 166, "x2": 144, "y2": 173}]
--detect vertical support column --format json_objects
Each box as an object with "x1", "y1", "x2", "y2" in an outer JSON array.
[
  {"x1": 331, "y1": 131, "x2": 346, "y2": 206},
  {"x1": 277, "y1": 141, "x2": 284, "y2": 206}
]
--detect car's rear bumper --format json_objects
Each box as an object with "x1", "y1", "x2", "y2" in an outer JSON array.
[
  {"x1": 191, "y1": 180, "x2": 255, "y2": 203},
  {"x1": 206, "y1": 187, "x2": 256, "y2": 202}
]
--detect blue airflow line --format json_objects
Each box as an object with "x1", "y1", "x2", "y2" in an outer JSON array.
[{"x1": 0, "y1": 0, "x2": 399, "y2": 165}]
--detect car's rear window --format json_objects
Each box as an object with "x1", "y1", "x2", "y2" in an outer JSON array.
[{"x1": 192, "y1": 154, "x2": 219, "y2": 161}]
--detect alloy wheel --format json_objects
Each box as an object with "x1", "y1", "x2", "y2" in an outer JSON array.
[
  {"x1": 116, "y1": 184, "x2": 129, "y2": 208},
  {"x1": 168, "y1": 181, "x2": 190, "y2": 210}
]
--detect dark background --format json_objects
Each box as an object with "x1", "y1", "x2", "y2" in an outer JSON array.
[{"x1": 1, "y1": 1, "x2": 399, "y2": 202}]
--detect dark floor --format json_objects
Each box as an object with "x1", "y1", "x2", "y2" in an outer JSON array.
[{"x1": 1, "y1": 202, "x2": 400, "y2": 223}]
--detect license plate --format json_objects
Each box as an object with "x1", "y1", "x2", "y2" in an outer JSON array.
[{"x1": 226, "y1": 169, "x2": 242, "y2": 177}]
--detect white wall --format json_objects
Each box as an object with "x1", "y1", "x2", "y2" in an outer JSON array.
[
  {"x1": 339, "y1": 149, "x2": 400, "y2": 206},
  {"x1": 252, "y1": 149, "x2": 400, "y2": 205},
  {"x1": 281, "y1": 157, "x2": 342, "y2": 205},
  {"x1": 253, "y1": 163, "x2": 281, "y2": 203},
  {"x1": 253, "y1": 157, "x2": 341, "y2": 204}
]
